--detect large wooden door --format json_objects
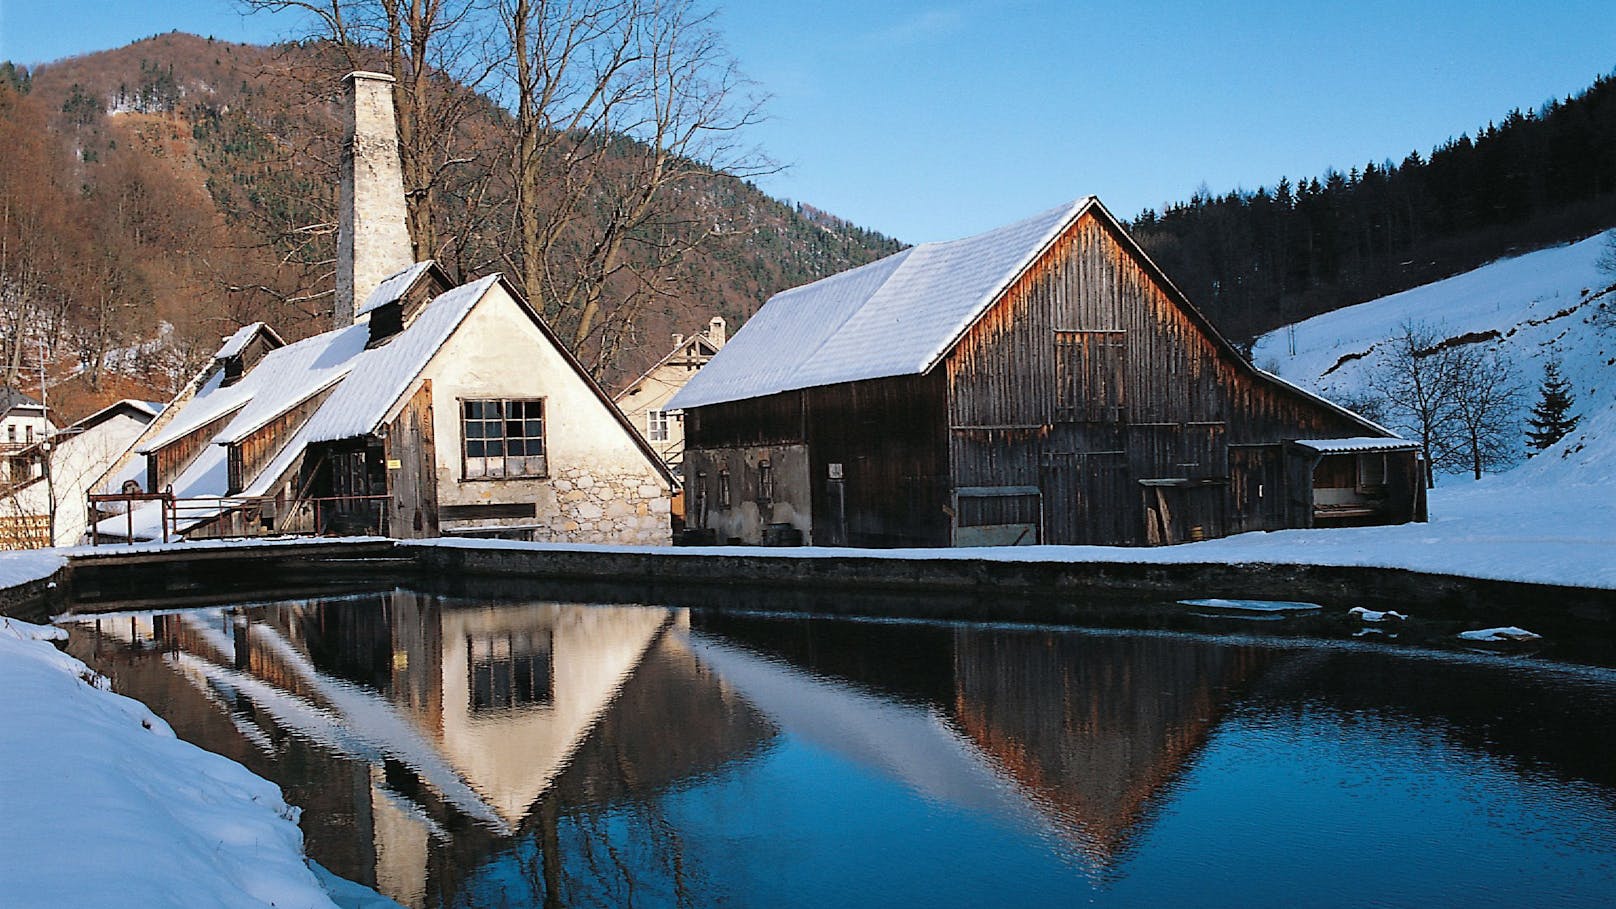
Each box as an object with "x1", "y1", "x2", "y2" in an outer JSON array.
[{"x1": 385, "y1": 381, "x2": 440, "y2": 538}]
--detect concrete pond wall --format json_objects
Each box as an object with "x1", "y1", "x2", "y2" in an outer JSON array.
[{"x1": 7, "y1": 539, "x2": 1612, "y2": 635}]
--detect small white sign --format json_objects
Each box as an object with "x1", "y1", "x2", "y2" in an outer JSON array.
[{"x1": 828, "y1": 463, "x2": 843, "y2": 479}]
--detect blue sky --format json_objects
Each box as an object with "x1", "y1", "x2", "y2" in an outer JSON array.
[{"x1": 3, "y1": 1, "x2": 1612, "y2": 243}]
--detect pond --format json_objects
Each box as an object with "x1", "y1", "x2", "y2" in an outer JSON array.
[{"x1": 61, "y1": 590, "x2": 1616, "y2": 908}]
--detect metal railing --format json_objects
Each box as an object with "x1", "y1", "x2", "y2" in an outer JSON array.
[{"x1": 87, "y1": 491, "x2": 391, "y2": 545}]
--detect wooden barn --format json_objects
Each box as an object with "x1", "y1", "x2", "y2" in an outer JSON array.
[{"x1": 668, "y1": 197, "x2": 1425, "y2": 547}]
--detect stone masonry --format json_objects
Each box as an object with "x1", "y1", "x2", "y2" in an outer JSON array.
[
  {"x1": 336, "y1": 71, "x2": 415, "y2": 329},
  {"x1": 539, "y1": 465, "x2": 672, "y2": 545}
]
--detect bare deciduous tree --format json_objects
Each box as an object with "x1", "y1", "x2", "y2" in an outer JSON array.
[
  {"x1": 1364, "y1": 321, "x2": 1456, "y2": 488},
  {"x1": 1444, "y1": 344, "x2": 1522, "y2": 480},
  {"x1": 499, "y1": 0, "x2": 771, "y2": 362},
  {"x1": 242, "y1": 0, "x2": 773, "y2": 377},
  {"x1": 1364, "y1": 321, "x2": 1523, "y2": 485}
]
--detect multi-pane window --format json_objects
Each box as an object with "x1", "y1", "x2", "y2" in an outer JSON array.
[
  {"x1": 462, "y1": 399, "x2": 547, "y2": 479},
  {"x1": 647, "y1": 409, "x2": 670, "y2": 442}
]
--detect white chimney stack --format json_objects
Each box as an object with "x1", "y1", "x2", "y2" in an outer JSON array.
[
  {"x1": 336, "y1": 71, "x2": 414, "y2": 329},
  {"x1": 708, "y1": 316, "x2": 726, "y2": 348}
]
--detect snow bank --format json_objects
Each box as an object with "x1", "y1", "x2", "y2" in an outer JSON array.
[
  {"x1": 0, "y1": 549, "x2": 66, "y2": 590},
  {"x1": 0, "y1": 616, "x2": 342, "y2": 908}
]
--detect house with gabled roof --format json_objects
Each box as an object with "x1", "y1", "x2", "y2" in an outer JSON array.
[
  {"x1": 668, "y1": 197, "x2": 1425, "y2": 547},
  {"x1": 0, "y1": 387, "x2": 52, "y2": 463},
  {"x1": 0, "y1": 399, "x2": 159, "y2": 548},
  {"x1": 614, "y1": 316, "x2": 727, "y2": 472},
  {"x1": 100, "y1": 71, "x2": 673, "y2": 545}
]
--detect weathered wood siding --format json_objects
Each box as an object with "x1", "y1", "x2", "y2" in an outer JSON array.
[
  {"x1": 684, "y1": 373, "x2": 950, "y2": 547},
  {"x1": 226, "y1": 387, "x2": 337, "y2": 494},
  {"x1": 947, "y1": 211, "x2": 1377, "y2": 545},
  {"x1": 148, "y1": 409, "x2": 240, "y2": 493},
  {"x1": 804, "y1": 373, "x2": 950, "y2": 547},
  {"x1": 385, "y1": 381, "x2": 439, "y2": 538}
]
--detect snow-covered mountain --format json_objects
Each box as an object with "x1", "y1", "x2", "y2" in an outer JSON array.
[{"x1": 1254, "y1": 229, "x2": 1616, "y2": 488}]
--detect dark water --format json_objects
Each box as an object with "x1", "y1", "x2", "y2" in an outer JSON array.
[{"x1": 62, "y1": 591, "x2": 1616, "y2": 908}]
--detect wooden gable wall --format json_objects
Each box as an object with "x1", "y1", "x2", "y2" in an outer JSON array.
[{"x1": 946, "y1": 210, "x2": 1374, "y2": 544}]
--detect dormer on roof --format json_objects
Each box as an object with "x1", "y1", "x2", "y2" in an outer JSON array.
[
  {"x1": 215, "y1": 322, "x2": 286, "y2": 387},
  {"x1": 357, "y1": 261, "x2": 455, "y2": 346}
]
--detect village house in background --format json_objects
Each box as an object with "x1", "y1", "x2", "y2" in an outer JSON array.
[
  {"x1": 0, "y1": 399, "x2": 159, "y2": 548},
  {"x1": 0, "y1": 389, "x2": 53, "y2": 473},
  {"x1": 614, "y1": 316, "x2": 726, "y2": 472},
  {"x1": 670, "y1": 196, "x2": 1425, "y2": 547},
  {"x1": 99, "y1": 71, "x2": 673, "y2": 545}
]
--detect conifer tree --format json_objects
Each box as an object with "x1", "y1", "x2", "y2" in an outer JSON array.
[{"x1": 1525, "y1": 360, "x2": 1579, "y2": 453}]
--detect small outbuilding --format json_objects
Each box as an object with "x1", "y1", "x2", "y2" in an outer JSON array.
[{"x1": 669, "y1": 197, "x2": 1425, "y2": 547}]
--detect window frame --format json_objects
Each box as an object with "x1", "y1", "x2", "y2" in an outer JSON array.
[
  {"x1": 459, "y1": 397, "x2": 549, "y2": 481},
  {"x1": 646, "y1": 409, "x2": 670, "y2": 442}
]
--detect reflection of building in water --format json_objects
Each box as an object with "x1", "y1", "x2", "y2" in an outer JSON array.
[
  {"x1": 64, "y1": 596, "x2": 772, "y2": 908},
  {"x1": 688, "y1": 612, "x2": 1269, "y2": 866},
  {"x1": 951, "y1": 630, "x2": 1267, "y2": 863}
]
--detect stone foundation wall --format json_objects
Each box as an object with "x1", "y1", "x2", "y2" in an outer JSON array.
[{"x1": 536, "y1": 465, "x2": 670, "y2": 546}]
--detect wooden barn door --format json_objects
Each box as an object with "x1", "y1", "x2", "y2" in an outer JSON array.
[
  {"x1": 385, "y1": 381, "x2": 440, "y2": 539},
  {"x1": 1229, "y1": 444, "x2": 1285, "y2": 532},
  {"x1": 1040, "y1": 450, "x2": 1134, "y2": 545}
]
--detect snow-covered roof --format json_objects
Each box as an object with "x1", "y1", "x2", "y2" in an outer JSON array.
[
  {"x1": 1293, "y1": 437, "x2": 1422, "y2": 454},
  {"x1": 142, "y1": 324, "x2": 370, "y2": 453},
  {"x1": 355, "y1": 261, "x2": 436, "y2": 318},
  {"x1": 136, "y1": 369, "x2": 243, "y2": 453},
  {"x1": 0, "y1": 387, "x2": 44, "y2": 415},
  {"x1": 305, "y1": 274, "x2": 500, "y2": 443},
  {"x1": 670, "y1": 198, "x2": 1094, "y2": 410},
  {"x1": 64, "y1": 399, "x2": 162, "y2": 433},
  {"x1": 215, "y1": 324, "x2": 369, "y2": 445},
  {"x1": 214, "y1": 322, "x2": 283, "y2": 360}
]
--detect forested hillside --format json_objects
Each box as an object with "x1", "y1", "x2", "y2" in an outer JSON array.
[
  {"x1": 1133, "y1": 71, "x2": 1616, "y2": 344},
  {"x1": 0, "y1": 32, "x2": 903, "y2": 421}
]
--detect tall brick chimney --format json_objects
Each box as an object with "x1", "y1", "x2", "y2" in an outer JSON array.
[{"x1": 336, "y1": 71, "x2": 414, "y2": 328}]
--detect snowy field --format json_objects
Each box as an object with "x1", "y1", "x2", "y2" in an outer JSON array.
[{"x1": 1, "y1": 232, "x2": 1613, "y2": 907}]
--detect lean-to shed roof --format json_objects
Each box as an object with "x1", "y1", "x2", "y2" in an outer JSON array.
[
  {"x1": 1293, "y1": 437, "x2": 1421, "y2": 454},
  {"x1": 669, "y1": 198, "x2": 1091, "y2": 410},
  {"x1": 141, "y1": 324, "x2": 370, "y2": 453}
]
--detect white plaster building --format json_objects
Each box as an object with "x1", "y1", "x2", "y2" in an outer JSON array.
[
  {"x1": 0, "y1": 388, "x2": 53, "y2": 481},
  {"x1": 1, "y1": 400, "x2": 158, "y2": 548},
  {"x1": 614, "y1": 317, "x2": 726, "y2": 472}
]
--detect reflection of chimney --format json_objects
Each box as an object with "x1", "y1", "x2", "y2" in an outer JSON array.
[
  {"x1": 337, "y1": 71, "x2": 414, "y2": 329},
  {"x1": 708, "y1": 316, "x2": 726, "y2": 348}
]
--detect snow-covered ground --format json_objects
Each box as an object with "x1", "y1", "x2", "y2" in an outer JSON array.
[{"x1": 0, "y1": 616, "x2": 369, "y2": 908}]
